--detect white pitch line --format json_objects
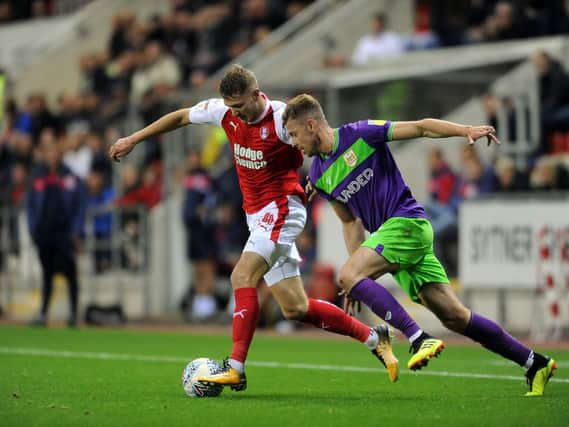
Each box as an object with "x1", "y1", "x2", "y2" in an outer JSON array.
[
  {"x1": 1, "y1": 347, "x2": 568, "y2": 384},
  {"x1": 489, "y1": 360, "x2": 569, "y2": 368}
]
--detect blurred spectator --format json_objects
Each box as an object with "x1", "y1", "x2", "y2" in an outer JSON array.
[
  {"x1": 116, "y1": 164, "x2": 161, "y2": 209},
  {"x1": 85, "y1": 131, "x2": 112, "y2": 184},
  {"x1": 0, "y1": 160, "x2": 28, "y2": 268},
  {"x1": 530, "y1": 156, "x2": 569, "y2": 191},
  {"x1": 487, "y1": 1, "x2": 526, "y2": 41},
  {"x1": 425, "y1": 148, "x2": 458, "y2": 235},
  {"x1": 215, "y1": 201, "x2": 248, "y2": 280},
  {"x1": 63, "y1": 125, "x2": 92, "y2": 179},
  {"x1": 456, "y1": 146, "x2": 496, "y2": 198},
  {"x1": 425, "y1": 148, "x2": 459, "y2": 276},
  {"x1": 430, "y1": 0, "x2": 472, "y2": 46},
  {"x1": 493, "y1": 155, "x2": 528, "y2": 192},
  {"x1": 0, "y1": 0, "x2": 53, "y2": 22},
  {"x1": 115, "y1": 164, "x2": 161, "y2": 270},
  {"x1": 8, "y1": 131, "x2": 34, "y2": 167},
  {"x1": 182, "y1": 150, "x2": 218, "y2": 321},
  {"x1": 26, "y1": 138, "x2": 86, "y2": 327},
  {"x1": 57, "y1": 92, "x2": 90, "y2": 136},
  {"x1": 240, "y1": 0, "x2": 286, "y2": 43},
  {"x1": 108, "y1": 11, "x2": 137, "y2": 59},
  {"x1": 15, "y1": 93, "x2": 58, "y2": 143},
  {"x1": 433, "y1": 0, "x2": 569, "y2": 46},
  {"x1": 191, "y1": 3, "x2": 235, "y2": 76},
  {"x1": 407, "y1": 1, "x2": 440, "y2": 50},
  {"x1": 168, "y1": 11, "x2": 197, "y2": 83},
  {"x1": 85, "y1": 170, "x2": 114, "y2": 273},
  {"x1": 351, "y1": 13, "x2": 405, "y2": 66},
  {"x1": 130, "y1": 41, "x2": 181, "y2": 105},
  {"x1": 79, "y1": 53, "x2": 111, "y2": 98},
  {"x1": 321, "y1": 34, "x2": 347, "y2": 69},
  {"x1": 532, "y1": 50, "x2": 569, "y2": 134}
]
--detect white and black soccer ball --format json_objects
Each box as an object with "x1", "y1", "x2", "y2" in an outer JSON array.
[{"x1": 182, "y1": 358, "x2": 223, "y2": 398}]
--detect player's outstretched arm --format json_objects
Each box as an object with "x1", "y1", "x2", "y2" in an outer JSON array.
[
  {"x1": 391, "y1": 119, "x2": 500, "y2": 146},
  {"x1": 330, "y1": 201, "x2": 366, "y2": 255},
  {"x1": 108, "y1": 108, "x2": 192, "y2": 162}
]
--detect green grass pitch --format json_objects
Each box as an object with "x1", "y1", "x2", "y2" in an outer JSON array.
[{"x1": 1, "y1": 325, "x2": 568, "y2": 427}]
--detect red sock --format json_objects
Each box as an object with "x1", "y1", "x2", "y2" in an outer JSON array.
[
  {"x1": 229, "y1": 287, "x2": 260, "y2": 363},
  {"x1": 303, "y1": 298, "x2": 370, "y2": 343}
]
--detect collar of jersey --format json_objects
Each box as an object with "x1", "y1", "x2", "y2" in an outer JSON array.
[{"x1": 320, "y1": 128, "x2": 339, "y2": 160}]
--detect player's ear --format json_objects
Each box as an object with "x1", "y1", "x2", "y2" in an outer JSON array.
[
  {"x1": 307, "y1": 118, "x2": 316, "y2": 132},
  {"x1": 251, "y1": 88, "x2": 260, "y2": 99}
]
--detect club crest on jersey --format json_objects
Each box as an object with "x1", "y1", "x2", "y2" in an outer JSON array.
[
  {"x1": 260, "y1": 127, "x2": 268, "y2": 140},
  {"x1": 343, "y1": 149, "x2": 358, "y2": 167}
]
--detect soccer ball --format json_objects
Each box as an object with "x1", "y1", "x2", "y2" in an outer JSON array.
[{"x1": 182, "y1": 358, "x2": 224, "y2": 398}]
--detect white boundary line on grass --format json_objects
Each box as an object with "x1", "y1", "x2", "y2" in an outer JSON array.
[
  {"x1": 489, "y1": 360, "x2": 569, "y2": 368},
  {"x1": 1, "y1": 347, "x2": 568, "y2": 384}
]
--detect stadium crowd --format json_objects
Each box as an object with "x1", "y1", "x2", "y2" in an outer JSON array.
[
  {"x1": 323, "y1": 0, "x2": 569, "y2": 68},
  {"x1": 1, "y1": 0, "x2": 569, "y2": 324}
]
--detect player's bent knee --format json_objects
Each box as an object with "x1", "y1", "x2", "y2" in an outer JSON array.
[{"x1": 338, "y1": 265, "x2": 360, "y2": 291}]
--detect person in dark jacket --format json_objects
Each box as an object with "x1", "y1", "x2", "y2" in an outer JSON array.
[
  {"x1": 26, "y1": 138, "x2": 87, "y2": 326},
  {"x1": 181, "y1": 150, "x2": 218, "y2": 321}
]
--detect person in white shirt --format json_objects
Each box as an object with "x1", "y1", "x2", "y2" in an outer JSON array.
[{"x1": 352, "y1": 13, "x2": 405, "y2": 66}]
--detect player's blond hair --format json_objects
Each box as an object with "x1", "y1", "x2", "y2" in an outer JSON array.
[
  {"x1": 219, "y1": 64, "x2": 258, "y2": 98},
  {"x1": 282, "y1": 93, "x2": 325, "y2": 126}
]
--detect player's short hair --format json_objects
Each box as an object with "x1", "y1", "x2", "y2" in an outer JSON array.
[
  {"x1": 219, "y1": 64, "x2": 258, "y2": 98},
  {"x1": 282, "y1": 93, "x2": 325, "y2": 126}
]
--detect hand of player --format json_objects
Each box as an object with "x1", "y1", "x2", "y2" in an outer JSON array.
[
  {"x1": 109, "y1": 136, "x2": 137, "y2": 162},
  {"x1": 466, "y1": 125, "x2": 500, "y2": 146},
  {"x1": 305, "y1": 176, "x2": 318, "y2": 202}
]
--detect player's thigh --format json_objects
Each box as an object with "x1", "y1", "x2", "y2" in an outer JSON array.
[
  {"x1": 269, "y1": 276, "x2": 308, "y2": 315},
  {"x1": 418, "y1": 282, "x2": 470, "y2": 324},
  {"x1": 339, "y1": 246, "x2": 399, "y2": 291},
  {"x1": 231, "y1": 251, "x2": 270, "y2": 289}
]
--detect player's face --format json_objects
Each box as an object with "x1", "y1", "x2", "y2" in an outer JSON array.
[
  {"x1": 224, "y1": 90, "x2": 262, "y2": 123},
  {"x1": 286, "y1": 118, "x2": 318, "y2": 157}
]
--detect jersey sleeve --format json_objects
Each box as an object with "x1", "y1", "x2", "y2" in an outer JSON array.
[
  {"x1": 271, "y1": 101, "x2": 292, "y2": 144},
  {"x1": 188, "y1": 98, "x2": 229, "y2": 126},
  {"x1": 360, "y1": 119, "x2": 394, "y2": 148}
]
